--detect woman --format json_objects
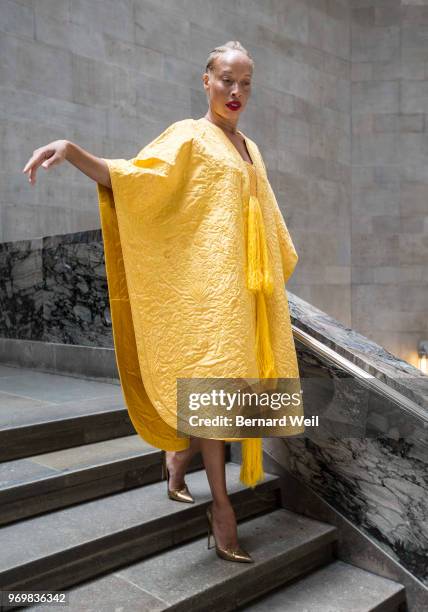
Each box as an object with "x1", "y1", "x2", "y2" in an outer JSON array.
[{"x1": 22, "y1": 41, "x2": 304, "y2": 564}]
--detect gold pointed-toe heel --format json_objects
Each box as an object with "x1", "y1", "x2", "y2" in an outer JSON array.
[
  {"x1": 161, "y1": 450, "x2": 195, "y2": 504},
  {"x1": 206, "y1": 504, "x2": 254, "y2": 563}
]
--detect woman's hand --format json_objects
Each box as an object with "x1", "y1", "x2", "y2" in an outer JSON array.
[
  {"x1": 22, "y1": 140, "x2": 111, "y2": 188},
  {"x1": 22, "y1": 140, "x2": 69, "y2": 185}
]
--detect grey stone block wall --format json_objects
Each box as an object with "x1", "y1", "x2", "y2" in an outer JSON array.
[
  {"x1": 1, "y1": 0, "x2": 352, "y2": 318},
  {"x1": 351, "y1": 0, "x2": 428, "y2": 366},
  {"x1": 1, "y1": 0, "x2": 353, "y2": 320},
  {"x1": 1, "y1": 1, "x2": 425, "y2": 367}
]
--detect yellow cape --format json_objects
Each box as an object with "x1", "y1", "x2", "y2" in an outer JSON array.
[{"x1": 96, "y1": 117, "x2": 305, "y2": 489}]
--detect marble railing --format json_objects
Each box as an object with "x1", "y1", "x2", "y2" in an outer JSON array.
[
  {"x1": 0, "y1": 229, "x2": 111, "y2": 346},
  {"x1": 283, "y1": 293, "x2": 428, "y2": 589}
]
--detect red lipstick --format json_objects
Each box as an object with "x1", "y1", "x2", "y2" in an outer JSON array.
[{"x1": 226, "y1": 100, "x2": 241, "y2": 111}]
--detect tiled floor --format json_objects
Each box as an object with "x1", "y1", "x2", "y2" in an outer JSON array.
[{"x1": 0, "y1": 364, "x2": 123, "y2": 429}]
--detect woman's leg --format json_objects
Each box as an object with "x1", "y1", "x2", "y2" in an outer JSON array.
[
  {"x1": 165, "y1": 435, "x2": 201, "y2": 489},
  {"x1": 166, "y1": 437, "x2": 239, "y2": 549},
  {"x1": 200, "y1": 438, "x2": 239, "y2": 549}
]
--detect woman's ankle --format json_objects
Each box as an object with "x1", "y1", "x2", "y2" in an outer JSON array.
[
  {"x1": 166, "y1": 449, "x2": 192, "y2": 487},
  {"x1": 210, "y1": 499, "x2": 238, "y2": 547},
  {"x1": 212, "y1": 497, "x2": 234, "y2": 513}
]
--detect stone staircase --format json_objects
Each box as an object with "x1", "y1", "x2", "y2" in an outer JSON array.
[{"x1": 0, "y1": 365, "x2": 407, "y2": 611}]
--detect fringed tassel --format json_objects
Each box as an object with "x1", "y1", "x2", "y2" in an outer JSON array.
[
  {"x1": 247, "y1": 195, "x2": 274, "y2": 295},
  {"x1": 247, "y1": 194, "x2": 276, "y2": 379},
  {"x1": 239, "y1": 192, "x2": 277, "y2": 489},
  {"x1": 255, "y1": 291, "x2": 278, "y2": 379},
  {"x1": 247, "y1": 195, "x2": 263, "y2": 292},
  {"x1": 240, "y1": 438, "x2": 265, "y2": 489}
]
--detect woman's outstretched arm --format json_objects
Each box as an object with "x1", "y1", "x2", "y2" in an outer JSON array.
[{"x1": 22, "y1": 139, "x2": 111, "y2": 189}]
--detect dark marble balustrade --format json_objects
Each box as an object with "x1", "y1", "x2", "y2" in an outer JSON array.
[{"x1": 0, "y1": 229, "x2": 113, "y2": 347}]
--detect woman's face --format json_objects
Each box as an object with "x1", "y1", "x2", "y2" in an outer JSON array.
[{"x1": 203, "y1": 50, "x2": 252, "y2": 122}]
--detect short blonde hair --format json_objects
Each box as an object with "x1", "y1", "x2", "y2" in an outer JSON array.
[{"x1": 205, "y1": 40, "x2": 254, "y2": 74}]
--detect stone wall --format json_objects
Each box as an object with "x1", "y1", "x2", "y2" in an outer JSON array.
[
  {"x1": 0, "y1": 0, "x2": 353, "y2": 324},
  {"x1": 351, "y1": 0, "x2": 428, "y2": 365},
  {"x1": 1, "y1": 1, "x2": 426, "y2": 366}
]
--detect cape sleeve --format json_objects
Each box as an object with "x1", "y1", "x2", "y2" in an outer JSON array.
[
  {"x1": 273, "y1": 201, "x2": 299, "y2": 285},
  {"x1": 97, "y1": 119, "x2": 193, "y2": 221},
  {"x1": 93, "y1": 120, "x2": 195, "y2": 453},
  {"x1": 258, "y1": 153, "x2": 299, "y2": 286}
]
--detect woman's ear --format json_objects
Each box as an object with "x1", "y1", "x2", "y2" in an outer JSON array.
[{"x1": 202, "y1": 72, "x2": 208, "y2": 90}]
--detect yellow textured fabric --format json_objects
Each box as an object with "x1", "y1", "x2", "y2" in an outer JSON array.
[
  {"x1": 246, "y1": 163, "x2": 276, "y2": 381},
  {"x1": 240, "y1": 163, "x2": 275, "y2": 487},
  {"x1": 96, "y1": 117, "x2": 305, "y2": 489}
]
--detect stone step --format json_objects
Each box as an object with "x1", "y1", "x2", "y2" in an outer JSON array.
[
  {"x1": 0, "y1": 366, "x2": 134, "y2": 461},
  {"x1": 243, "y1": 559, "x2": 406, "y2": 612},
  {"x1": 24, "y1": 508, "x2": 339, "y2": 612},
  {"x1": 0, "y1": 436, "x2": 216, "y2": 526},
  {"x1": 0, "y1": 462, "x2": 282, "y2": 595}
]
